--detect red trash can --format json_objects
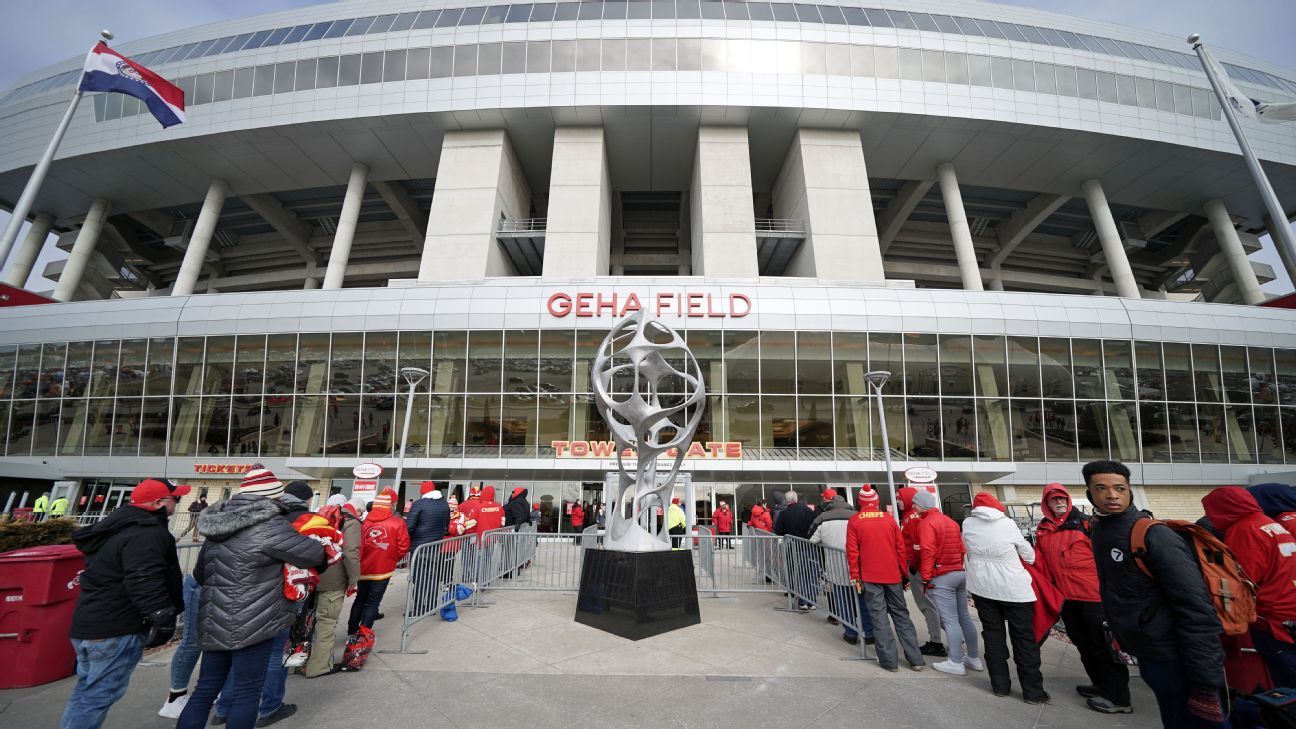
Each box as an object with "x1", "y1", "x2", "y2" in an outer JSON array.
[{"x1": 0, "y1": 544, "x2": 85, "y2": 688}]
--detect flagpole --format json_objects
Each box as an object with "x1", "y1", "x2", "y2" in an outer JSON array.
[
  {"x1": 0, "y1": 30, "x2": 111, "y2": 270},
  {"x1": 1190, "y1": 33, "x2": 1296, "y2": 285}
]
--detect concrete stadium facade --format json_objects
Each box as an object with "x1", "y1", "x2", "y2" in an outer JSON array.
[{"x1": 1, "y1": 0, "x2": 1295, "y2": 521}]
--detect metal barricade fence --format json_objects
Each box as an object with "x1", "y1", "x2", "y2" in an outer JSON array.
[
  {"x1": 474, "y1": 525, "x2": 540, "y2": 604},
  {"x1": 742, "y1": 525, "x2": 789, "y2": 589},
  {"x1": 782, "y1": 536, "x2": 873, "y2": 661},
  {"x1": 476, "y1": 527, "x2": 584, "y2": 594},
  {"x1": 693, "y1": 530, "x2": 786, "y2": 596},
  {"x1": 175, "y1": 543, "x2": 203, "y2": 576},
  {"x1": 392, "y1": 532, "x2": 476, "y2": 653}
]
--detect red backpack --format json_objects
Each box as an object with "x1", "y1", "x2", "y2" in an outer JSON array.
[{"x1": 1129, "y1": 518, "x2": 1257, "y2": 636}]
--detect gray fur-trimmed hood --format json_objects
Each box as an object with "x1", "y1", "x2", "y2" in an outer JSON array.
[{"x1": 198, "y1": 493, "x2": 288, "y2": 541}]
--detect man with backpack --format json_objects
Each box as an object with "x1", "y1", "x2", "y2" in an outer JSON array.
[
  {"x1": 1085, "y1": 460, "x2": 1228, "y2": 728},
  {"x1": 1035, "y1": 483, "x2": 1131, "y2": 714},
  {"x1": 1202, "y1": 486, "x2": 1296, "y2": 688}
]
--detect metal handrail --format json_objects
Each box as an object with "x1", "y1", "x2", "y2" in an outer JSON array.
[
  {"x1": 497, "y1": 218, "x2": 548, "y2": 233},
  {"x1": 755, "y1": 218, "x2": 805, "y2": 233}
]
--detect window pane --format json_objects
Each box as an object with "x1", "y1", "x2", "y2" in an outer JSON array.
[
  {"x1": 538, "y1": 330, "x2": 573, "y2": 393},
  {"x1": 431, "y1": 332, "x2": 468, "y2": 392},
  {"x1": 832, "y1": 332, "x2": 868, "y2": 397},
  {"x1": 467, "y1": 332, "x2": 503, "y2": 392},
  {"x1": 1010, "y1": 399, "x2": 1045, "y2": 461},
  {"x1": 294, "y1": 59, "x2": 316, "y2": 91},
  {"x1": 233, "y1": 335, "x2": 265, "y2": 395},
  {"x1": 478, "y1": 43, "x2": 501, "y2": 75},
  {"x1": 576, "y1": 39, "x2": 600, "y2": 71},
  {"x1": 1221, "y1": 346, "x2": 1251, "y2": 403},
  {"x1": 1076, "y1": 401, "x2": 1109, "y2": 460},
  {"x1": 346, "y1": 16, "x2": 376, "y2": 35},
  {"x1": 762, "y1": 395, "x2": 796, "y2": 456},
  {"x1": 874, "y1": 47, "x2": 898, "y2": 79},
  {"x1": 977, "y1": 399, "x2": 1011, "y2": 461},
  {"x1": 797, "y1": 332, "x2": 832, "y2": 395},
  {"x1": 1194, "y1": 344, "x2": 1222, "y2": 401},
  {"x1": 1096, "y1": 71, "x2": 1117, "y2": 103},
  {"x1": 429, "y1": 394, "x2": 465, "y2": 457},
  {"x1": 1072, "y1": 339, "x2": 1103, "y2": 399},
  {"x1": 114, "y1": 340, "x2": 145, "y2": 398},
  {"x1": 291, "y1": 396, "x2": 326, "y2": 456},
  {"x1": 63, "y1": 342, "x2": 92, "y2": 398},
  {"x1": 973, "y1": 335, "x2": 1007, "y2": 397},
  {"x1": 652, "y1": 38, "x2": 676, "y2": 71},
  {"x1": 968, "y1": 55, "x2": 991, "y2": 86},
  {"x1": 1136, "y1": 77, "x2": 1156, "y2": 108},
  {"x1": 454, "y1": 45, "x2": 478, "y2": 76},
  {"x1": 867, "y1": 333, "x2": 903, "y2": 395},
  {"x1": 898, "y1": 49, "x2": 922, "y2": 81},
  {"x1": 323, "y1": 19, "x2": 352, "y2": 37},
  {"x1": 360, "y1": 395, "x2": 395, "y2": 456},
  {"x1": 527, "y1": 41, "x2": 551, "y2": 73},
  {"x1": 602, "y1": 38, "x2": 626, "y2": 72},
  {"x1": 266, "y1": 334, "x2": 296, "y2": 394},
  {"x1": 1226, "y1": 404, "x2": 1256, "y2": 463},
  {"x1": 1012, "y1": 60, "x2": 1034, "y2": 92},
  {"x1": 273, "y1": 62, "x2": 295, "y2": 93},
  {"x1": 945, "y1": 52, "x2": 968, "y2": 84},
  {"x1": 835, "y1": 395, "x2": 871, "y2": 456},
  {"x1": 212, "y1": 70, "x2": 235, "y2": 102},
  {"x1": 504, "y1": 330, "x2": 538, "y2": 395},
  {"x1": 1102, "y1": 340, "x2": 1134, "y2": 399},
  {"x1": 1116, "y1": 75, "x2": 1137, "y2": 105},
  {"x1": 908, "y1": 397, "x2": 941, "y2": 458},
  {"x1": 1140, "y1": 402, "x2": 1170, "y2": 462},
  {"x1": 1038, "y1": 338, "x2": 1071, "y2": 398},
  {"x1": 383, "y1": 50, "x2": 407, "y2": 82},
  {"x1": 1135, "y1": 341, "x2": 1164, "y2": 400},
  {"x1": 316, "y1": 56, "x2": 339, "y2": 88},
  {"x1": 1055, "y1": 65, "x2": 1077, "y2": 96},
  {"x1": 1250, "y1": 347, "x2": 1278, "y2": 404},
  {"x1": 1198, "y1": 403, "x2": 1227, "y2": 462},
  {"x1": 296, "y1": 333, "x2": 329, "y2": 393},
  {"x1": 725, "y1": 331, "x2": 760, "y2": 393},
  {"x1": 412, "y1": 10, "x2": 440, "y2": 29},
  {"x1": 1044, "y1": 399, "x2": 1077, "y2": 461},
  {"x1": 338, "y1": 55, "x2": 362, "y2": 86},
  {"x1": 363, "y1": 332, "x2": 398, "y2": 393},
  {"x1": 1076, "y1": 68, "x2": 1097, "y2": 100},
  {"x1": 923, "y1": 50, "x2": 946, "y2": 83},
  {"x1": 1154, "y1": 80, "x2": 1175, "y2": 112},
  {"x1": 939, "y1": 335, "x2": 972, "y2": 396},
  {"x1": 407, "y1": 47, "x2": 431, "y2": 79},
  {"x1": 500, "y1": 394, "x2": 537, "y2": 457},
  {"x1": 1256, "y1": 407, "x2": 1283, "y2": 464},
  {"x1": 1168, "y1": 402, "x2": 1200, "y2": 462},
  {"x1": 329, "y1": 333, "x2": 364, "y2": 393},
  {"x1": 200, "y1": 397, "x2": 231, "y2": 457},
  {"x1": 360, "y1": 52, "x2": 384, "y2": 84},
  {"x1": 396, "y1": 332, "x2": 433, "y2": 392},
  {"x1": 761, "y1": 332, "x2": 795, "y2": 393},
  {"x1": 465, "y1": 394, "x2": 500, "y2": 456},
  {"x1": 430, "y1": 46, "x2": 453, "y2": 78},
  {"x1": 253, "y1": 65, "x2": 275, "y2": 96}
]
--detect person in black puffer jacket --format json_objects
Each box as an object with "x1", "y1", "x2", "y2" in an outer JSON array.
[
  {"x1": 60, "y1": 479, "x2": 187, "y2": 729},
  {"x1": 176, "y1": 469, "x2": 324, "y2": 729},
  {"x1": 406, "y1": 481, "x2": 451, "y2": 550},
  {"x1": 1084, "y1": 460, "x2": 1226, "y2": 729},
  {"x1": 504, "y1": 487, "x2": 532, "y2": 529}
]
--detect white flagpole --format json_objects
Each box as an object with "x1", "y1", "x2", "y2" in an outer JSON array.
[
  {"x1": 1190, "y1": 33, "x2": 1296, "y2": 285},
  {"x1": 0, "y1": 30, "x2": 112, "y2": 270}
]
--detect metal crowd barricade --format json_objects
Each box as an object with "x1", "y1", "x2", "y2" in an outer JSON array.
[
  {"x1": 783, "y1": 535, "x2": 873, "y2": 661},
  {"x1": 175, "y1": 543, "x2": 203, "y2": 576},
  {"x1": 389, "y1": 532, "x2": 475, "y2": 653},
  {"x1": 476, "y1": 526, "x2": 584, "y2": 593},
  {"x1": 473, "y1": 525, "x2": 540, "y2": 605},
  {"x1": 743, "y1": 525, "x2": 790, "y2": 591},
  {"x1": 689, "y1": 529, "x2": 786, "y2": 596}
]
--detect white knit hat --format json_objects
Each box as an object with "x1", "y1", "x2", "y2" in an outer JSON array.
[{"x1": 240, "y1": 468, "x2": 283, "y2": 498}]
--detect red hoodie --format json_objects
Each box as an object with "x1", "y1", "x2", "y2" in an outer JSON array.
[
  {"x1": 917, "y1": 508, "x2": 965, "y2": 583},
  {"x1": 846, "y1": 507, "x2": 908, "y2": 584},
  {"x1": 359, "y1": 493, "x2": 410, "y2": 581},
  {"x1": 713, "y1": 506, "x2": 733, "y2": 534},
  {"x1": 1202, "y1": 487, "x2": 1296, "y2": 635},
  {"x1": 748, "y1": 504, "x2": 773, "y2": 532},
  {"x1": 463, "y1": 486, "x2": 505, "y2": 536},
  {"x1": 1034, "y1": 484, "x2": 1101, "y2": 602}
]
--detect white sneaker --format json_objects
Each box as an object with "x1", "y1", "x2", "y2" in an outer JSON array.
[
  {"x1": 963, "y1": 656, "x2": 985, "y2": 671},
  {"x1": 931, "y1": 659, "x2": 967, "y2": 676},
  {"x1": 158, "y1": 693, "x2": 189, "y2": 719}
]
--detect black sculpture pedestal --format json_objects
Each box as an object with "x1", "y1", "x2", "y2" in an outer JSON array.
[{"x1": 574, "y1": 548, "x2": 700, "y2": 640}]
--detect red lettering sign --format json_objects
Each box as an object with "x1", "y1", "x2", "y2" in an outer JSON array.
[
  {"x1": 193, "y1": 464, "x2": 256, "y2": 475},
  {"x1": 546, "y1": 291, "x2": 751, "y2": 318},
  {"x1": 551, "y1": 440, "x2": 744, "y2": 459}
]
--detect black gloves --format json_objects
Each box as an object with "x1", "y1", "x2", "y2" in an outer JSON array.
[
  {"x1": 900, "y1": 574, "x2": 911, "y2": 590},
  {"x1": 142, "y1": 608, "x2": 178, "y2": 648}
]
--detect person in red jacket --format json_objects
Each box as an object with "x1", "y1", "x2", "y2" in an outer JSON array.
[
  {"x1": 1202, "y1": 486, "x2": 1296, "y2": 688},
  {"x1": 713, "y1": 501, "x2": 734, "y2": 549},
  {"x1": 898, "y1": 486, "x2": 946, "y2": 657},
  {"x1": 569, "y1": 501, "x2": 585, "y2": 543},
  {"x1": 846, "y1": 487, "x2": 926, "y2": 673},
  {"x1": 914, "y1": 489, "x2": 981, "y2": 676},
  {"x1": 347, "y1": 488, "x2": 410, "y2": 636},
  {"x1": 1035, "y1": 483, "x2": 1131, "y2": 713},
  {"x1": 748, "y1": 499, "x2": 773, "y2": 532}
]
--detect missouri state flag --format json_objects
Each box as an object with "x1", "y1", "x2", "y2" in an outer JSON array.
[{"x1": 80, "y1": 41, "x2": 185, "y2": 128}]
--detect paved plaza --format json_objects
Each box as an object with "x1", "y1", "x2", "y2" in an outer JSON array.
[{"x1": 3, "y1": 549, "x2": 1163, "y2": 729}]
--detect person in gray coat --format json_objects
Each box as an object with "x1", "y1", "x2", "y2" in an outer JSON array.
[{"x1": 176, "y1": 469, "x2": 325, "y2": 729}]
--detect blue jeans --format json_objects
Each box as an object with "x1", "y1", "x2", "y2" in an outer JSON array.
[
  {"x1": 169, "y1": 575, "x2": 202, "y2": 690},
  {"x1": 834, "y1": 585, "x2": 874, "y2": 640},
  {"x1": 1138, "y1": 659, "x2": 1230, "y2": 729},
  {"x1": 214, "y1": 627, "x2": 289, "y2": 720},
  {"x1": 176, "y1": 638, "x2": 275, "y2": 729},
  {"x1": 59, "y1": 633, "x2": 145, "y2": 729},
  {"x1": 1252, "y1": 626, "x2": 1296, "y2": 689}
]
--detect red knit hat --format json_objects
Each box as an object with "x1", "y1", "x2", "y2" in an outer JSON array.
[
  {"x1": 420, "y1": 481, "x2": 437, "y2": 496},
  {"x1": 671, "y1": 497, "x2": 681, "y2": 505},
  {"x1": 240, "y1": 468, "x2": 282, "y2": 498},
  {"x1": 821, "y1": 488, "x2": 837, "y2": 501},
  {"x1": 373, "y1": 488, "x2": 397, "y2": 511},
  {"x1": 973, "y1": 492, "x2": 1006, "y2": 513},
  {"x1": 858, "y1": 486, "x2": 880, "y2": 510}
]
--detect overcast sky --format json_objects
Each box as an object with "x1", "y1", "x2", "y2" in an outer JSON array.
[{"x1": 1, "y1": 0, "x2": 1294, "y2": 295}]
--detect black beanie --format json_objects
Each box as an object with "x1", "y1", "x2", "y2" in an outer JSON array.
[{"x1": 284, "y1": 481, "x2": 313, "y2": 502}]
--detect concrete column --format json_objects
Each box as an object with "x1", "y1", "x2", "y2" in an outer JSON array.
[
  {"x1": 936, "y1": 163, "x2": 984, "y2": 291},
  {"x1": 772, "y1": 129, "x2": 884, "y2": 282},
  {"x1": 543, "y1": 128, "x2": 612, "y2": 278},
  {"x1": 1, "y1": 212, "x2": 54, "y2": 286},
  {"x1": 172, "y1": 179, "x2": 229, "y2": 297},
  {"x1": 52, "y1": 199, "x2": 109, "y2": 302},
  {"x1": 1204, "y1": 199, "x2": 1265, "y2": 306},
  {"x1": 303, "y1": 276, "x2": 320, "y2": 290},
  {"x1": 987, "y1": 278, "x2": 1004, "y2": 292},
  {"x1": 1082, "y1": 180, "x2": 1141, "y2": 299},
  {"x1": 420, "y1": 130, "x2": 531, "y2": 281},
  {"x1": 690, "y1": 127, "x2": 758, "y2": 277},
  {"x1": 323, "y1": 163, "x2": 369, "y2": 290}
]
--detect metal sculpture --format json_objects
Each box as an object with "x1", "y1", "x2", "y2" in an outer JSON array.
[{"x1": 592, "y1": 310, "x2": 706, "y2": 552}]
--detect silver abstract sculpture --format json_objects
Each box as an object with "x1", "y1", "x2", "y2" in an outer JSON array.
[{"x1": 592, "y1": 311, "x2": 706, "y2": 552}]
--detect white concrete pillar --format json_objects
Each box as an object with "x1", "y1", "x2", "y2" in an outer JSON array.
[
  {"x1": 987, "y1": 277, "x2": 1004, "y2": 292},
  {"x1": 690, "y1": 127, "x2": 758, "y2": 277},
  {"x1": 1082, "y1": 179, "x2": 1141, "y2": 299},
  {"x1": 323, "y1": 163, "x2": 369, "y2": 290},
  {"x1": 543, "y1": 128, "x2": 612, "y2": 278},
  {"x1": 771, "y1": 129, "x2": 884, "y2": 282},
  {"x1": 303, "y1": 276, "x2": 320, "y2": 290},
  {"x1": 2, "y1": 212, "x2": 54, "y2": 287},
  {"x1": 421, "y1": 130, "x2": 531, "y2": 281},
  {"x1": 52, "y1": 199, "x2": 109, "y2": 302},
  {"x1": 172, "y1": 179, "x2": 229, "y2": 297},
  {"x1": 936, "y1": 163, "x2": 984, "y2": 291},
  {"x1": 1204, "y1": 199, "x2": 1265, "y2": 306}
]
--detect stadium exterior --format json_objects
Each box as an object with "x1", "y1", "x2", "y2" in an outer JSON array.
[{"x1": 1, "y1": 0, "x2": 1296, "y2": 523}]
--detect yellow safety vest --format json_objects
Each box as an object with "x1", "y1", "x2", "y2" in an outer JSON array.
[
  {"x1": 33, "y1": 495, "x2": 49, "y2": 513},
  {"x1": 50, "y1": 498, "x2": 69, "y2": 516}
]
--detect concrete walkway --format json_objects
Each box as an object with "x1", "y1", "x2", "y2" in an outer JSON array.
[{"x1": 2, "y1": 571, "x2": 1162, "y2": 729}]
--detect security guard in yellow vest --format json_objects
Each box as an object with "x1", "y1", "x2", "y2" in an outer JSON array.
[
  {"x1": 50, "y1": 496, "x2": 69, "y2": 517},
  {"x1": 32, "y1": 492, "x2": 50, "y2": 519}
]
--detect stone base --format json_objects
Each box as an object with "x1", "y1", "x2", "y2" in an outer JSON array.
[{"x1": 574, "y1": 548, "x2": 700, "y2": 641}]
